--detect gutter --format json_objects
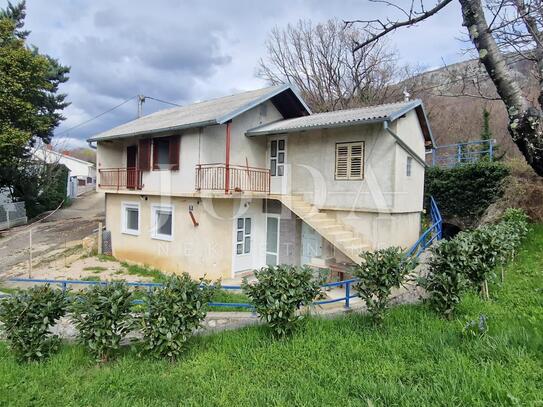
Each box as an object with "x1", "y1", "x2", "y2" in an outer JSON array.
[{"x1": 383, "y1": 121, "x2": 427, "y2": 167}]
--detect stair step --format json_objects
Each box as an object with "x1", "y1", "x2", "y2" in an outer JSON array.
[
  {"x1": 344, "y1": 243, "x2": 370, "y2": 252},
  {"x1": 310, "y1": 218, "x2": 336, "y2": 226},
  {"x1": 319, "y1": 223, "x2": 343, "y2": 230},
  {"x1": 328, "y1": 230, "x2": 353, "y2": 240},
  {"x1": 337, "y1": 237, "x2": 361, "y2": 245}
]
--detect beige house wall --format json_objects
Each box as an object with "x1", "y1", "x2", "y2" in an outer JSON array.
[
  {"x1": 106, "y1": 194, "x2": 235, "y2": 280},
  {"x1": 96, "y1": 101, "x2": 282, "y2": 196},
  {"x1": 328, "y1": 210, "x2": 421, "y2": 250}
]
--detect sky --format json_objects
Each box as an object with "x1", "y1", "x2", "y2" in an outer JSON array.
[{"x1": 9, "y1": 0, "x2": 467, "y2": 148}]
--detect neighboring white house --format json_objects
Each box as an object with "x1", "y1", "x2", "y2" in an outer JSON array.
[
  {"x1": 34, "y1": 147, "x2": 96, "y2": 198},
  {"x1": 88, "y1": 84, "x2": 434, "y2": 280}
]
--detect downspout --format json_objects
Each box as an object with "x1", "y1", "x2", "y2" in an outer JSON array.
[
  {"x1": 383, "y1": 121, "x2": 426, "y2": 167},
  {"x1": 225, "y1": 121, "x2": 231, "y2": 194}
]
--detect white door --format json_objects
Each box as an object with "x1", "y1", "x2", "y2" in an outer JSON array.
[
  {"x1": 269, "y1": 137, "x2": 289, "y2": 194},
  {"x1": 301, "y1": 222, "x2": 322, "y2": 266},
  {"x1": 266, "y1": 215, "x2": 280, "y2": 266}
]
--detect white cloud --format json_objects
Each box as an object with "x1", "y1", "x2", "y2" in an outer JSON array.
[{"x1": 9, "y1": 0, "x2": 467, "y2": 141}]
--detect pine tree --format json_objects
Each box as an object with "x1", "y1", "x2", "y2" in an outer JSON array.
[{"x1": 0, "y1": 1, "x2": 70, "y2": 214}]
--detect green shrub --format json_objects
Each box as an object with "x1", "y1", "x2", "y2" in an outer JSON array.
[
  {"x1": 71, "y1": 282, "x2": 134, "y2": 362},
  {"x1": 501, "y1": 208, "x2": 530, "y2": 250},
  {"x1": 425, "y1": 162, "x2": 509, "y2": 226},
  {"x1": 352, "y1": 247, "x2": 418, "y2": 324},
  {"x1": 418, "y1": 238, "x2": 469, "y2": 318},
  {"x1": 0, "y1": 285, "x2": 67, "y2": 362},
  {"x1": 242, "y1": 265, "x2": 322, "y2": 337},
  {"x1": 141, "y1": 274, "x2": 217, "y2": 360},
  {"x1": 458, "y1": 227, "x2": 502, "y2": 295}
]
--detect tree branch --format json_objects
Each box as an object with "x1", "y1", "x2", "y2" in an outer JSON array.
[{"x1": 346, "y1": 0, "x2": 454, "y2": 52}]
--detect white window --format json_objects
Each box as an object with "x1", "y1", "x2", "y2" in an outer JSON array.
[
  {"x1": 270, "y1": 139, "x2": 286, "y2": 177},
  {"x1": 406, "y1": 156, "x2": 413, "y2": 177},
  {"x1": 151, "y1": 205, "x2": 174, "y2": 241},
  {"x1": 236, "y1": 217, "x2": 251, "y2": 255},
  {"x1": 121, "y1": 202, "x2": 140, "y2": 235},
  {"x1": 335, "y1": 142, "x2": 364, "y2": 180}
]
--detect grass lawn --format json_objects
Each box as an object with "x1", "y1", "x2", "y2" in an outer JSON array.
[{"x1": 1, "y1": 227, "x2": 542, "y2": 406}]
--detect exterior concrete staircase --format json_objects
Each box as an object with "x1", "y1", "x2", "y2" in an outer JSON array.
[{"x1": 277, "y1": 195, "x2": 370, "y2": 264}]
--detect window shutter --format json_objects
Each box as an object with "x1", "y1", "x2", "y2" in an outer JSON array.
[
  {"x1": 349, "y1": 143, "x2": 363, "y2": 179},
  {"x1": 138, "y1": 139, "x2": 151, "y2": 171},
  {"x1": 169, "y1": 135, "x2": 180, "y2": 171},
  {"x1": 152, "y1": 138, "x2": 159, "y2": 170},
  {"x1": 335, "y1": 142, "x2": 364, "y2": 180},
  {"x1": 335, "y1": 144, "x2": 349, "y2": 179}
]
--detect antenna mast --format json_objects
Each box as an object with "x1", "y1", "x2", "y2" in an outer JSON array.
[{"x1": 137, "y1": 95, "x2": 146, "y2": 118}]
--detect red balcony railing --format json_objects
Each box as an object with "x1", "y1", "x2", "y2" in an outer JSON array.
[
  {"x1": 195, "y1": 163, "x2": 270, "y2": 193},
  {"x1": 98, "y1": 168, "x2": 143, "y2": 190}
]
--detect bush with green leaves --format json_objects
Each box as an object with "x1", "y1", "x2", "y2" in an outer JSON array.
[
  {"x1": 458, "y1": 227, "x2": 502, "y2": 295},
  {"x1": 352, "y1": 247, "x2": 418, "y2": 324},
  {"x1": 0, "y1": 285, "x2": 67, "y2": 362},
  {"x1": 71, "y1": 282, "x2": 134, "y2": 362},
  {"x1": 141, "y1": 273, "x2": 217, "y2": 360},
  {"x1": 418, "y1": 238, "x2": 470, "y2": 318},
  {"x1": 425, "y1": 161, "x2": 509, "y2": 226},
  {"x1": 501, "y1": 208, "x2": 530, "y2": 252},
  {"x1": 242, "y1": 265, "x2": 322, "y2": 337}
]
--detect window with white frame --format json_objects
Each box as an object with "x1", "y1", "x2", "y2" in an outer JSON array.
[
  {"x1": 335, "y1": 141, "x2": 364, "y2": 180},
  {"x1": 122, "y1": 202, "x2": 140, "y2": 235},
  {"x1": 236, "y1": 217, "x2": 251, "y2": 255},
  {"x1": 406, "y1": 156, "x2": 413, "y2": 177},
  {"x1": 151, "y1": 205, "x2": 173, "y2": 241},
  {"x1": 270, "y1": 139, "x2": 285, "y2": 177}
]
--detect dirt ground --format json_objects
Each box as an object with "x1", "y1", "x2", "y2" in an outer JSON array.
[
  {"x1": 1, "y1": 251, "x2": 155, "y2": 292},
  {"x1": 0, "y1": 191, "x2": 105, "y2": 276}
]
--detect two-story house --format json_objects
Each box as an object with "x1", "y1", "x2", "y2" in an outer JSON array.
[{"x1": 88, "y1": 84, "x2": 433, "y2": 280}]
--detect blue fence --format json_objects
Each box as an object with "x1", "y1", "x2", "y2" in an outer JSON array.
[
  {"x1": 3, "y1": 199, "x2": 443, "y2": 311},
  {"x1": 427, "y1": 139, "x2": 495, "y2": 168},
  {"x1": 406, "y1": 196, "x2": 443, "y2": 258}
]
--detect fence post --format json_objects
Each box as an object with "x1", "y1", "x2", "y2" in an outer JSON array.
[
  {"x1": 28, "y1": 228, "x2": 32, "y2": 279},
  {"x1": 344, "y1": 281, "x2": 351, "y2": 309},
  {"x1": 457, "y1": 144, "x2": 462, "y2": 164},
  {"x1": 489, "y1": 140, "x2": 494, "y2": 161},
  {"x1": 97, "y1": 222, "x2": 103, "y2": 255}
]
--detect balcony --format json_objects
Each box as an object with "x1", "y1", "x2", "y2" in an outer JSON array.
[
  {"x1": 195, "y1": 163, "x2": 270, "y2": 194},
  {"x1": 98, "y1": 168, "x2": 143, "y2": 190}
]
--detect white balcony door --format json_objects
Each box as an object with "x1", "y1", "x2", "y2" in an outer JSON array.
[
  {"x1": 266, "y1": 215, "x2": 280, "y2": 266},
  {"x1": 269, "y1": 137, "x2": 289, "y2": 195}
]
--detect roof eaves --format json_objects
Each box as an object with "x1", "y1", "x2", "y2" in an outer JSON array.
[
  {"x1": 216, "y1": 84, "x2": 311, "y2": 124},
  {"x1": 415, "y1": 103, "x2": 436, "y2": 146},
  {"x1": 246, "y1": 117, "x2": 386, "y2": 137},
  {"x1": 386, "y1": 99, "x2": 422, "y2": 122},
  {"x1": 87, "y1": 119, "x2": 218, "y2": 142},
  {"x1": 216, "y1": 84, "x2": 291, "y2": 124}
]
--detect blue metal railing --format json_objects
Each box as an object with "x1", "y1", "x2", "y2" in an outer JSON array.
[
  {"x1": 406, "y1": 196, "x2": 443, "y2": 258},
  {"x1": 2, "y1": 199, "x2": 443, "y2": 311},
  {"x1": 427, "y1": 139, "x2": 495, "y2": 168}
]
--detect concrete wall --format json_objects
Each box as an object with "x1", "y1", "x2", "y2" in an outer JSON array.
[
  {"x1": 329, "y1": 209, "x2": 421, "y2": 250},
  {"x1": 106, "y1": 194, "x2": 235, "y2": 280},
  {"x1": 285, "y1": 124, "x2": 397, "y2": 211},
  {"x1": 391, "y1": 110, "x2": 426, "y2": 213},
  {"x1": 278, "y1": 111, "x2": 426, "y2": 215}
]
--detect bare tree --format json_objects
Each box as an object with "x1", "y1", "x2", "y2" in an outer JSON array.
[
  {"x1": 346, "y1": 0, "x2": 543, "y2": 176},
  {"x1": 257, "y1": 19, "x2": 408, "y2": 112}
]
